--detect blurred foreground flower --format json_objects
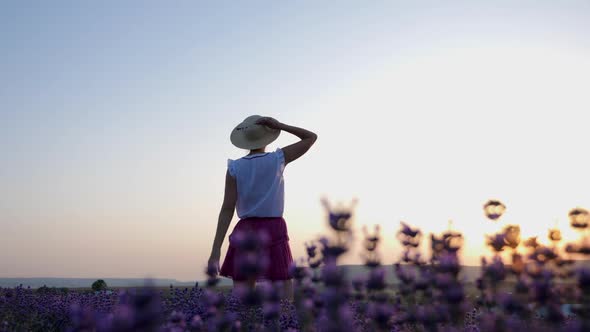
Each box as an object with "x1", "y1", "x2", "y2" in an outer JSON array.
[
  {"x1": 548, "y1": 228, "x2": 562, "y2": 242},
  {"x1": 233, "y1": 230, "x2": 270, "y2": 282},
  {"x1": 486, "y1": 233, "x2": 506, "y2": 253},
  {"x1": 362, "y1": 225, "x2": 381, "y2": 268},
  {"x1": 524, "y1": 236, "x2": 541, "y2": 249},
  {"x1": 503, "y1": 225, "x2": 521, "y2": 250},
  {"x1": 397, "y1": 222, "x2": 422, "y2": 248},
  {"x1": 483, "y1": 199, "x2": 506, "y2": 221},
  {"x1": 9, "y1": 197, "x2": 590, "y2": 332},
  {"x1": 321, "y1": 198, "x2": 356, "y2": 233},
  {"x1": 569, "y1": 207, "x2": 589, "y2": 230}
]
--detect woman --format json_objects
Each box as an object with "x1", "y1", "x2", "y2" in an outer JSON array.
[{"x1": 208, "y1": 115, "x2": 317, "y2": 298}]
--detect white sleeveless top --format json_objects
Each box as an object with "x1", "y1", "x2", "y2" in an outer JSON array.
[{"x1": 228, "y1": 148, "x2": 285, "y2": 219}]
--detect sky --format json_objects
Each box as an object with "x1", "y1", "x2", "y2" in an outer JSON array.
[{"x1": 1, "y1": 1, "x2": 590, "y2": 282}]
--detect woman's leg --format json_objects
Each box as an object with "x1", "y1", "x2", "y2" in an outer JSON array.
[
  {"x1": 234, "y1": 279, "x2": 256, "y2": 290},
  {"x1": 232, "y1": 279, "x2": 256, "y2": 297},
  {"x1": 273, "y1": 279, "x2": 293, "y2": 301}
]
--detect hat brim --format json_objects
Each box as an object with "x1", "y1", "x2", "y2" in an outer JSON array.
[{"x1": 230, "y1": 125, "x2": 280, "y2": 150}]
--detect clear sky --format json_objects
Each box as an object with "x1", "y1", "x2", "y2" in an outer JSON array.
[{"x1": 1, "y1": 1, "x2": 589, "y2": 282}]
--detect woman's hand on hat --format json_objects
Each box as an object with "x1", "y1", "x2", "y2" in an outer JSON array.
[{"x1": 255, "y1": 117, "x2": 281, "y2": 130}]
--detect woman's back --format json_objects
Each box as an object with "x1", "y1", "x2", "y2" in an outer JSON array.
[{"x1": 229, "y1": 148, "x2": 285, "y2": 219}]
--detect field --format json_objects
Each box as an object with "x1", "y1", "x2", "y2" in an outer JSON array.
[{"x1": 2, "y1": 203, "x2": 590, "y2": 331}]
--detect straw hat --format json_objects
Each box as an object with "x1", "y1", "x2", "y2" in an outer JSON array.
[{"x1": 230, "y1": 115, "x2": 281, "y2": 150}]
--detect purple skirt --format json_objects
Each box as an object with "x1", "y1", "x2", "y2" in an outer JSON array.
[{"x1": 220, "y1": 217, "x2": 293, "y2": 281}]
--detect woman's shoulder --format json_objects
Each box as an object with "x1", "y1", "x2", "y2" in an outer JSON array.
[
  {"x1": 231, "y1": 149, "x2": 282, "y2": 164},
  {"x1": 274, "y1": 148, "x2": 285, "y2": 165},
  {"x1": 227, "y1": 158, "x2": 240, "y2": 177}
]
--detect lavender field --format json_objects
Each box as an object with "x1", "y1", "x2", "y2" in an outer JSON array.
[{"x1": 2, "y1": 201, "x2": 590, "y2": 332}]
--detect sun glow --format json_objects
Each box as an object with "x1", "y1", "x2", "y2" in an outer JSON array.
[{"x1": 284, "y1": 45, "x2": 590, "y2": 267}]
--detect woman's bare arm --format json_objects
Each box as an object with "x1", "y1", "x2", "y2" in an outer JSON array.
[
  {"x1": 208, "y1": 170, "x2": 237, "y2": 270},
  {"x1": 255, "y1": 117, "x2": 318, "y2": 165}
]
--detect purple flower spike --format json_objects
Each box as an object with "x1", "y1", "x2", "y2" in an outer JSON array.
[
  {"x1": 435, "y1": 273, "x2": 453, "y2": 289},
  {"x1": 234, "y1": 284, "x2": 263, "y2": 306},
  {"x1": 397, "y1": 222, "x2": 422, "y2": 249},
  {"x1": 503, "y1": 225, "x2": 521, "y2": 249},
  {"x1": 438, "y1": 252, "x2": 461, "y2": 276},
  {"x1": 321, "y1": 262, "x2": 344, "y2": 287},
  {"x1": 305, "y1": 242, "x2": 317, "y2": 258},
  {"x1": 262, "y1": 302, "x2": 281, "y2": 320},
  {"x1": 67, "y1": 303, "x2": 96, "y2": 332},
  {"x1": 232, "y1": 230, "x2": 270, "y2": 252},
  {"x1": 548, "y1": 228, "x2": 562, "y2": 242},
  {"x1": 165, "y1": 310, "x2": 186, "y2": 331},
  {"x1": 484, "y1": 255, "x2": 507, "y2": 282},
  {"x1": 189, "y1": 315, "x2": 203, "y2": 331},
  {"x1": 577, "y1": 267, "x2": 590, "y2": 292},
  {"x1": 321, "y1": 198, "x2": 356, "y2": 232},
  {"x1": 483, "y1": 199, "x2": 506, "y2": 221},
  {"x1": 528, "y1": 246, "x2": 558, "y2": 264},
  {"x1": 486, "y1": 233, "x2": 506, "y2": 252},
  {"x1": 328, "y1": 211, "x2": 353, "y2": 232},
  {"x1": 444, "y1": 282, "x2": 465, "y2": 304},
  {"x1": 367, "y1": 302, "x2": 393, "y2": 329},
  {"x1": 236, "y1": 252, "x2": 270, "y2": 281},
  {"x1": 399, "y1": 222, "x2": 421, "y2": 238},
  {"x1": 366, "y1": 267, "x2": 387, "y2": 291},
  {"x1": 524, "y1": 236, "x2": 540, "y2": 249},
  {"x1": 352, "y1": 276, "x2": 365, "y2": 292},
  {"x1": 288, "y1": 260, "x2": 309, "y2": 281},
  {"x1": 569, "y1": 207, "x2": 589, "y2": 229}
]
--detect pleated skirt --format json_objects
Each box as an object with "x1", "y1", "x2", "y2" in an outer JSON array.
[{"x1": 220, "y1": 217, "x2": 293, "y2": 281}]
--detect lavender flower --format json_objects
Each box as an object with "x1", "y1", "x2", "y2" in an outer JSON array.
[
  {"x1": 549, "y1": 228, "x2": 563, "y2": 242},
  {"x1": 483, "y1": 199, "x2": 506, "y2": 221},
  {"x1": 503, "y1": 225, "x2": 521, "y2": 250},
  {"x1": 321, "y1": 198, "x2": 355, "y2": 233},
  {"x1": 524, "y1": 236, "x2": 541, "y2": 249},
  {"x1": 486, "y1": 233, "x2": 507, "y2": 253},
  {"x1": 6, "y1": 198, "x2": 590, "y2": 331},
  {"x1": 397, "y1": 222, "x2": 422, "y2": 248},
  {"x1": 569, "y1": 208, "x2": 589, "y2": 230}
]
